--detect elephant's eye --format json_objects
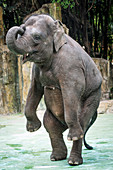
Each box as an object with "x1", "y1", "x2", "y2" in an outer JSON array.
[{"x1": 33, "y1": 35, "x2": 41, "y2": 41}]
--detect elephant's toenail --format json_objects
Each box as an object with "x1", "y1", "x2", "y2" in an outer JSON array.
[
  {"x1": 73, "y1": 137, "x2": 78, "y2": 141},
  {"x1": 80, "y1": 135, "x2": 83, "y2": 138},
  {"x1": 69, "y1": 160, "x2": 73, "y2": 164},
  {"x1": 74, "y1": 161, "x2": 79, "y2": 164},
  {"x1": 51, "y1": 158, "x2": 55, "y2": 161},
  {"x1": 67, "y1": 137, "x2": 71, "y2": 141},
  {"x1": 34, "y1": 128, "x2": 38, "y2": 131}
]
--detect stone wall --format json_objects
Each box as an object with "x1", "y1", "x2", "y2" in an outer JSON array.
[
  {"x1": 0, "y1": 7, "x2": 21, "y2": 114},
  {"x1": 93, "y1": 58, "x2": 113, "y2": 100},
  {"x1": 0, "y1": 46, "x2": 21, "y2": 114}
]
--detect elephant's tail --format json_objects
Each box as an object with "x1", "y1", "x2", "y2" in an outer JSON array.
[{"x1": 83, "y1": 111, "x2": 97, "y2": 150}]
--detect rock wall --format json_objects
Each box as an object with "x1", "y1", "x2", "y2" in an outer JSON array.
[
  {"x1": 98, "y1": 100, "x2": 113, "y2": 114},
  {"x1": 0, "y1": 46, "x2": 21, "y2": 114},
  {"x1": 93, "y1": 58, "x2": 112, "y2": 100},
  {"x1": 0, "y1": 7, "x2": 21, "y2": 114}
]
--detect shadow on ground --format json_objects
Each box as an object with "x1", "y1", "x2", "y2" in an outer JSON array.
[{"x1": 0, "y1": 111, "x2": 113, "y2": 170}]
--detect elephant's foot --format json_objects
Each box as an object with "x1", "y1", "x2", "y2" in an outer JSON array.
[
  {"x1": 67, "y1": 125, "x2": 83, "y2": 141},
  {"x1": 68, "y1": 155, "x2": 83, "y2": 166},
  {"x1": 50, "y1": 149, "x2": 67, "y2": 161},
  {"x1": 26, "y1": 119, "x2": 41, "y2": 132}
]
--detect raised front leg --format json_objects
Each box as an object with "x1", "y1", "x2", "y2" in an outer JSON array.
[
  {"x1": 59, "y1": 70, "x2": 85, "y2": 141},
  {"x1": 25, "y1": 65, "x2": 44, "y2": 132},
  {"x1": 43, "y1": 110, "x2": 68, "y2": 161}
]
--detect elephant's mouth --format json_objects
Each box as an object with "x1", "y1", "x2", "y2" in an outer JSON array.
[
  {"x1": 22, "y1": 52, "x2": 45, "y2": 65},
  {"x1": 22, "y1": 51, "x2": 38, "y2": 64}
]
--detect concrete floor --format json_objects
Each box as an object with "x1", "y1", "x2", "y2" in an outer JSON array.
[{"x1": 0, "y1": 111, "x2": 113, "y2": 170}]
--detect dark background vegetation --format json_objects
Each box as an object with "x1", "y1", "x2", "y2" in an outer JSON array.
[{"x1": 0, "y1": 0, "x2": 112, "y2": 60}]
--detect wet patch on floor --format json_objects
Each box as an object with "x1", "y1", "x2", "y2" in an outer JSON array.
[
  {"x1": 0, "y1": 125, "x2": 6, "y2": 129},
  {"x1": 1, "y1": 156, "x2": 9, "y2": 160},
  {"x1": 24, "y1": 165, "x2": 34, "y2": 169},
  {"x1": 96, "y1": 141, "x2": 108, "y2": 144},
  {"x1": 6, "y1": 144, "x2": 23, "y2": 147}
]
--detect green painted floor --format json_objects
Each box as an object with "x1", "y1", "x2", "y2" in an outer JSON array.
[{"x1": 0, "y1": 111, "x2": 113, "y2": 170}]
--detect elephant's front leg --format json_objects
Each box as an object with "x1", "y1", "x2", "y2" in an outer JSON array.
[
  {"x1": 60, "y1": 76, "x2": 85, "y2": 141},
  {"x1": 68, "y1": 139, "x2": 83, "y2": 165},
  {"x1": 25, "y1": 78, "x2": 44, "y2": 132},
  {"x1": 65, "y1": 101, "x2": 83, "y2": 141}
]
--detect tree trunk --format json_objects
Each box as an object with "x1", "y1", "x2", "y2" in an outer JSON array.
[
  {"x1": 0, "y1": 7, "x2": 4, "y2": 45},
  {"x1": 80, "y1": 0, "x2": 90, "y2": 54},
  {"x1": 103, "y1": 0, "x2": 110, "y2": 60}
]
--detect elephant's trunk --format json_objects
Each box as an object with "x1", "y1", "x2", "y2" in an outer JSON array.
[{"x1": 6, "y1": 26, "x2": 25, "y2": 55}]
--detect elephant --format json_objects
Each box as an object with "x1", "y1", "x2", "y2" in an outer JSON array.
[{"x1": 6, "y1": 14, "x2": 102, "y2": 166}]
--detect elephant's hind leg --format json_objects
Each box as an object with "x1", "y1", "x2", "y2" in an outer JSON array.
[
  {"x1": 68, "y1": 139, "x2": 83, "y2": 166},
  {"x1": 80, "y1": 86, "x2": 101, "y2": 148},
  {"x1": 43, "y1": 110, "x2": 67, "y2": 161},
  {"x1": 84, "y1": 110, "x2": 97, "y2": 149}
]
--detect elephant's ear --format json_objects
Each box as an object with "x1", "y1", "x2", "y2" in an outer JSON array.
[{"x1": 53, "y1": 20, "x2": 67, "y2": 52}]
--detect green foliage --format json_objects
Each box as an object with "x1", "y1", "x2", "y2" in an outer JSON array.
[{"x1": 51, "y1": 0, "x2": 75, "y2": 9}]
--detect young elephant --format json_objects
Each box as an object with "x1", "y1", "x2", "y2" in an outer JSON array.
[{"x1": 6, "y1": 14, "x2": 102, "y2": 166}]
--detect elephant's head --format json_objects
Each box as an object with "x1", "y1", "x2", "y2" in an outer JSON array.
[{"x1": 6, "y1": 14, "x2": 66, "y2": 65}]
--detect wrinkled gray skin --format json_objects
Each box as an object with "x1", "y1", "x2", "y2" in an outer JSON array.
[{"x1": 6, "y1": 14, "x2": 102, "y2": 166}]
